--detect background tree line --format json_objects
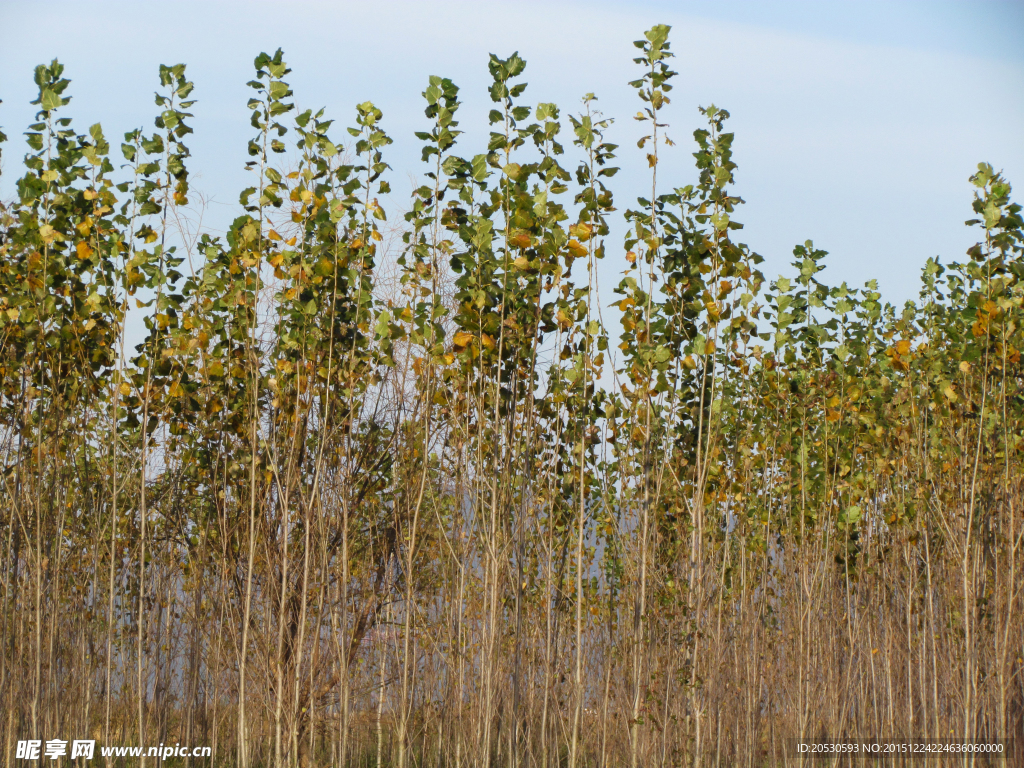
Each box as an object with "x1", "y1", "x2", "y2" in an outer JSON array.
[{"x1": 1, "y1": 24, "x2": 1021, "y2": 768}]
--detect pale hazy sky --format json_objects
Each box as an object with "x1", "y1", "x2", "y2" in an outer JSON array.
[{"x1": 1, "y1": 0, "x2": 1022, "y2": 311}]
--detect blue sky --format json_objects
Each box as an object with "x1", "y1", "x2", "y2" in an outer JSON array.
[{"x1": 1, "y1": 0, "x2": 1022, "y2": 316}]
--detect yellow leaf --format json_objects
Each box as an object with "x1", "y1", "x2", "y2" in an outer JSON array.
[
  {"x1": 510, "y1": 232, "x2": 531, "y2": 249},
  {"x1": 76, "y1": 241, "x2": 94, "y2": 260},
  {"x1": 452, "y1": 331, "x2": 474, "y2": 348},
  {"x1": 513, "y1": 256, "x2": 529, "y2": 270},
  {"x1": 958, "y1": 361, "x2": 971, "y2": 373},
  {"x1": 943, "y1": 385, "x2": 957, "y2": 402},
  {"x1": 571, "y1": 222, "x2": 593, "y2": 242},
  {"x1": 267, "y1": 229, "x2": 282, "y2": 242},
  {"x1": 895, "y1": 339, "x2": 910, "y2": 356},
  {"x1": 567, "y1": 239, "x2": 588, "y2": 259},
  {"x1": 480, "y1": 333, "x2": 496, "y2": 350}
]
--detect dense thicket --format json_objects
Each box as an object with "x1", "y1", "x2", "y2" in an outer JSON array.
[{"x1": 1, "y1": 25, "x2": 1022, "y2": 768}]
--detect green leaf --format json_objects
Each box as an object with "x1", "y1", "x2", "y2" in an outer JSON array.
[
  {"x1": 983, "y1": 202, "x2": 1001, "y2": 229},
  {"x1": 40, "y1": 89, "x2": 62, "y2": 111},
  {"x1": 645, "y1": 24, "x2": 671, "y2": 49}
]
